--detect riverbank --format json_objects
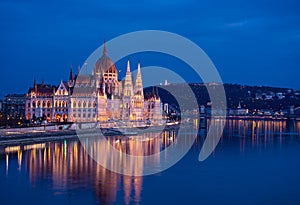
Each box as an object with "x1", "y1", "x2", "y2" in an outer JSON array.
[
  {"x1": 0, "y1": 128, "x2": 77, "y2": 147},
  {"x1": 0, "y1": 122, "x2": 181, "y2": 147},
  {"x1": 1, "y1": 117, "x2": 297, "y2": 147}
]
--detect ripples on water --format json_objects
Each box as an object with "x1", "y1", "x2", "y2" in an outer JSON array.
[{"x1": 1, "y1": 119, "x2": 300, "y2": 205}]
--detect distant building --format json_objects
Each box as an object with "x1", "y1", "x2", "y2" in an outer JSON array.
[
  {"x1": 2, "y1": 94, "x2": 26, "y2": 120},
  {"x1": 276, "y1": 92, "x2": 285, "y2": 100},
  {"x1": 236, "y1": 101, "x2": 248, "y2": 115},
  {"x1": 236, "y1": 108, "x2": 248, "y2": 116}
]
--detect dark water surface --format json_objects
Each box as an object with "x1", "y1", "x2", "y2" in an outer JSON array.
[{"x1": 1, "y1": 119, "x2": 300, "y2": 205}]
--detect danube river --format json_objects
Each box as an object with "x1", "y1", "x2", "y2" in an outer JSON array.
[{"x1": 1, "y1": 119, "x2": 300, "y2": 205}]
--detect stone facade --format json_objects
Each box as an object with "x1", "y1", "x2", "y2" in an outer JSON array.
[{"x1": 25, "y1": 44, "x2": 162, "y2": 126}]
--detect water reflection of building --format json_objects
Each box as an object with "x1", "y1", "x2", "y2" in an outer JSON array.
[
  {"x1": 4, "y1": 130, "x2": 178, "y2": 204},
  {"x1": 213, "y1": 119, "x2": 300, "y2": 152},
  {"x1": 4, "y1": 120, "x2": 299, "y2": 203},
  {"x1": 191, "y1": 118, "x2": 300, "y2": 155}
]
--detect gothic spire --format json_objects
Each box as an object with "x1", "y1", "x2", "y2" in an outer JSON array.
[
  {"x1": 135, "y1": 62, "x2": 144, "y2": 96},
  {"x1": 103, "y1": 39, "x2": 107, "y2": 55},
  {"x1": 137, "y1": 61, "x2": 141, "y2": 75},
  {"x1": 34, "y1": 77, "x2": 37, "y2": 92},
  {"x1": 124, "y1": 59, "x2": 133, "y2": 97},
  {"x1": 69, "y1": 65, "x2": 74, "y2": 81},
  {"x1": 126, "y1": 59, "x2": 131, "y2": 73}
]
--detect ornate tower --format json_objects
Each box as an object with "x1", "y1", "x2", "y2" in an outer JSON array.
[
  {"x1": 97, "y1": 85, "x2": 108, "y2": 123},
  {"x1": 153, "y1": 88, "x2": 162, "y2": 125},
  {"x1": 122, "y1": 60, "x2": 134, "y2": 122},
  {"x1": 133, "y1": 62, "x2": 144, "y2": 122}
]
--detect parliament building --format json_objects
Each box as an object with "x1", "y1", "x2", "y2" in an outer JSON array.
[{"x1": 25, "y1": 43, "x2": 162, "y2": 126}]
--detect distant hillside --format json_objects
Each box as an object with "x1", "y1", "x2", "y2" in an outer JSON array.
[{"x1": 144, "y1": 83, "x2": 300, "y2": 112}]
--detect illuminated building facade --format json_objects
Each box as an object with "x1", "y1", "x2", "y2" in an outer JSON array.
[
  {"x1": 25, "y1": 80, "x2": 55, "y2": 121},
  {"x1": 25, "y1": 43, "x2": 162, "y2": 125}
]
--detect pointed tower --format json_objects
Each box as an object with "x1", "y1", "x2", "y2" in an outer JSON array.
[
  {"x1": 69, "y1": 65, "x2": 74, "y2": 81},
  {"x1": 134, "y1": 62, "x2": 144, "y2": 96},
  {"x1": 153, "y1": 87, "x2": 163, "y2": 125},
  {"x1": 238, "y1": 101, "x2": 241, "y2": 109},
  {"x1": 96, "y1": 56, "x2": 108, "y2": 122},
  {"x1": 123, "y1": 60, "x2": 134, "y2": 97},
  {"x1": 148, "y1": 86, "x2": 162, "y2": 125},
  {"x1": 68, "y1": 65, "x2": 75, "y2": 87},
  {"x1": 122, "y1": 60, "x2": 134, "y2": 122},
  {"x1": 34, "y1": 78, "x2": 37, "y2": 93},
  {"x1": 103, "y1": 39, "x2": 107, "y2": 56},
  {"x1": 97, "y1": 88, "x2": 108, "y2": 122},
  {"x1": 132, "y1": 62, "x2": 144, "y2": 123}
]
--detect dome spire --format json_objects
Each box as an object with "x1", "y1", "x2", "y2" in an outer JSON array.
[
  {"x1": 103, "y1": 39, "x2": 107, "y2": 55},
  {"x1": 95, "y1": 41, "x2": 117, "y2": 75}
]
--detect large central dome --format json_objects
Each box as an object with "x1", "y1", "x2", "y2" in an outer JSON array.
[{"x1": 94, "y1": 42, "x2": 117, "y2": 75}]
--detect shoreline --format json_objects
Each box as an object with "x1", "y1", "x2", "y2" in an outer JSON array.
[
  {"x1": 0, "y1": 116, "x2": 298, "y2": 148},
  {"x1": 0, "y1": 123, "x2": 181, "y2": 147},
  {"x1": 0, "y1": 129, "x2": 78, "y2": 148}
]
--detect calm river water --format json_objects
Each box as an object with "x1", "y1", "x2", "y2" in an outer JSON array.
[{"x1": 1, "y1": 119, "x2": 300, "y2": 205}]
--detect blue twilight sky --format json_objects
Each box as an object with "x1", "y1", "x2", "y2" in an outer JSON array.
[{"x1": 0, "y1": 0, "x2": 299, "y2": 98}]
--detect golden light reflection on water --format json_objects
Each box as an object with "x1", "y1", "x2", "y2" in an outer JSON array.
[
  {"x1": 205, "y1": 118, "x2": 300, "y2": 152},
  {"x1": 86, "y1": 129, "x2": 185, "y2": 177},
  {"x1": 3, "y1": 129, "x2": 190, "y2": 204},
  {"x1": 3, "y1": 119, "x2": 299, "y2": 204}
]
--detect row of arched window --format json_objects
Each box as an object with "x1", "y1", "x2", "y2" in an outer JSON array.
[
  {"x1": 72, "y1": 101, "x2": 97, "y2": 108},
  {"x1": 57, "y1": 90, "x2": 67, "y2": 95},
  {"x1": 54, "y1": 100, "x2": 68, "y2": 107},
  {"x1": 30, "y1": 100, "x2": 98, "y2": 108},
  {"x1": 31, "y1": 101, "x2": 51, "y2": 108},
  {"x1": 73, "y1": 113, "x2": 96, "y2": 118}
]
